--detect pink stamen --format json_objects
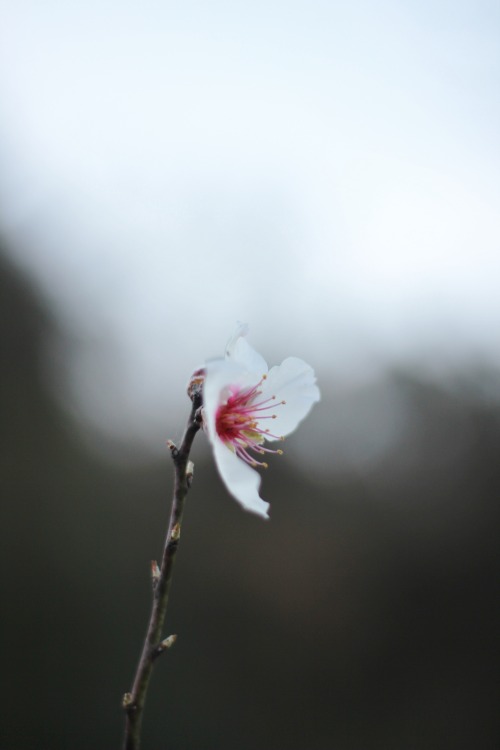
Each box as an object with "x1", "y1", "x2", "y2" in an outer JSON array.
[{"x1": 216, "y1": 376, "x2": 286, "y2": 467}]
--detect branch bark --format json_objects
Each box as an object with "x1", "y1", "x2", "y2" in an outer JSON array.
[{"x1": 122, "y1": 393, "x2": 202, "y2": 750}]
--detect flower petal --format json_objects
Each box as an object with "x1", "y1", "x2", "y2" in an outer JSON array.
[
  {"x1": 257, "y1": 357, "x2": 320, "y2": 439},
  {"x1": 225, "y1": 323, "x2": 268, "y2": 375},
  {"x1": 203, "y1": 359, "x2": 255, "y2": 440},
  {"x1": 212, "y1": 436, "x2": 270, "y2": 518},
  {"x1": 224, "y1": 322, "x2": 248, "y2": 355}
]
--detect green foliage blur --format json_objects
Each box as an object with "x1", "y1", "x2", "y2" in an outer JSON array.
[{"x1": 1, "y1": 246, "x2": 498, "y2": 750}]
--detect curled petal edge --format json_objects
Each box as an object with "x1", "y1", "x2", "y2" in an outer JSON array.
[{"x1": 212, "y1": 437, "x2": 270, "y2": 519}]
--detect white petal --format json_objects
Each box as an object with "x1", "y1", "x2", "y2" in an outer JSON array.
[
  {"x1": 224, "y1": 322, "x2": 249, "y2": 356},
  {"x1": 203, "y1": 359, "x2": 257, "y2": 441},
  {"x1": 212, "y1": 437, "x2": 270, "y2": 519},
  {"x1": 224, "y1": 324, "x2": 268, "y2": 375},
  {"x1": 257, "y1": 357, "x2": 320, "y2": 439},
  {"x1": 203, "y1": 358, "x2": 270, "y2": 517}
]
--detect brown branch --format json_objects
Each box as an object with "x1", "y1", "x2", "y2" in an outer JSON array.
[{"x1": 122, "y1": 393, "x2": 202, "y2": 750}]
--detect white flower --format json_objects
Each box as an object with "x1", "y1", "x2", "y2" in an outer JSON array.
[{"x1": 202, "y1": 324, "x2": 320, "y2": 519}]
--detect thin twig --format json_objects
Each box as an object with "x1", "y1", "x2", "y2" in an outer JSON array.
[{"x1": 122, "y1": 393, "x2": 202, "y2": 750}]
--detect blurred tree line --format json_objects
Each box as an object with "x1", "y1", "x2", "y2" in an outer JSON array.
[{"x1": 1, "y1": 244, "x2": 498, "y2": 750}]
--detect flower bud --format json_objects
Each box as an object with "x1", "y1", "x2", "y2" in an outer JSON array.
[{"x1": 187, "y1": 367, "x2": 206, "y2": 401}]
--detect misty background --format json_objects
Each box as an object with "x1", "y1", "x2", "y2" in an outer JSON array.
[{"x1": 1, "y1": 1, "x2": 499, "y2": 748}]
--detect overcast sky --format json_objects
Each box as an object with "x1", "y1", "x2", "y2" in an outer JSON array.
[{"x1": 1, "y1": 0, "x2": 499, "y2": 449}]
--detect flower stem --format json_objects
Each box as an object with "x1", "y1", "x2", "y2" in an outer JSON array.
[{"x1": 122, "y1": 394, "x2": 202, "y2": 750}]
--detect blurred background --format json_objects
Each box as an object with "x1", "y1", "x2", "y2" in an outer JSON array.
[{"x1": 1, "y1": 1, "x2": 499, "y2": 748}]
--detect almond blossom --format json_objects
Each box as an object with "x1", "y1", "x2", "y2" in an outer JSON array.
[{"x1": 200, "y1": 324, "x2": 320, "y2": 519}]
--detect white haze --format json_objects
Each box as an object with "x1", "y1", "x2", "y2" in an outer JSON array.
[{"x1": 0, "y1": 0, "x2": 499, "y2": 457}]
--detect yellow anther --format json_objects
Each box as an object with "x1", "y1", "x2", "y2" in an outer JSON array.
[{"x1": 277, "y1": 449, "x2": 284, "y2": 455}]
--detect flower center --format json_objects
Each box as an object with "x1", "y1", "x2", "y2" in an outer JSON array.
[{"x1": 215, "y1": 376, "x2": 285, "y2": 467}]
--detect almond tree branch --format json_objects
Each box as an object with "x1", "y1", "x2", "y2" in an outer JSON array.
[{"x1": 122, "y1": 392, "x2": 203, "y2": 750}]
